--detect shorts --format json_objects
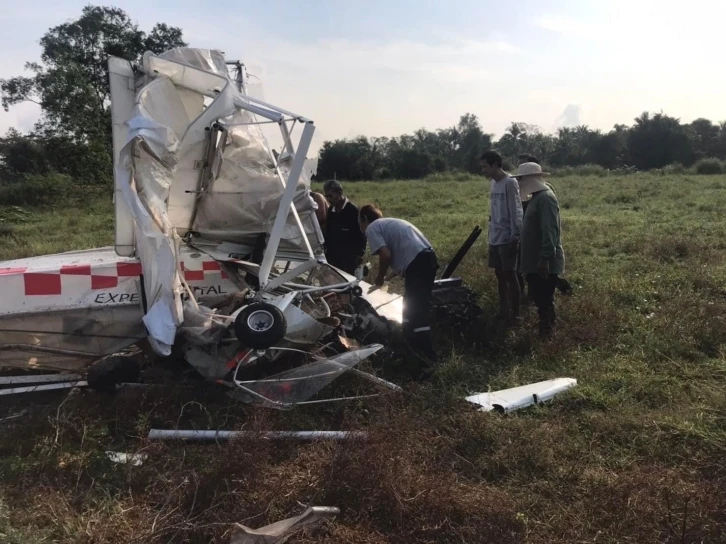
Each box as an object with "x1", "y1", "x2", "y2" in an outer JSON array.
[{"x1": 488, "y1": 243, "x2": 518, "y2": 272}]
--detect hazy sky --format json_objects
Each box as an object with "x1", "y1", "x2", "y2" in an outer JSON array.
[{"x1": 1, "y1": 0, "x2": 724, "y2": 152}]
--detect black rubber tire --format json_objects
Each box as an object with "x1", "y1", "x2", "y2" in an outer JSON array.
[
  {"x1": 234, "y1": 302, "x2": 287, "y2": 349},
  {"x1": 87, "y1": 355, "x2": 141, "y2": 393},
  {"x1": 351, "y1": 285, "x2": 363, "y2": 297}
]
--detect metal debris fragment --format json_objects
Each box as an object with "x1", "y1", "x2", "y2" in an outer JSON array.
[
  {"x1": 105, "y1": 451, "x2": 147, "y2": 466},
  {"x1": 230, "y1": 506, "x2": 339, "y2": 544},
  {"x1": 465, "y1": 378, "x2": 577, "y2": 413}
]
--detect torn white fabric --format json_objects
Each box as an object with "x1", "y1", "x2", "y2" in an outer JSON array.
[{"x1": 116, "y1": 48, "x2": 323, "y2": 355}]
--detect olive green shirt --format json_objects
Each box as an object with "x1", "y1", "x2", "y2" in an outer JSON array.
[{"x1": 519, "y1": 188, "x2": 565, "y2": 275}]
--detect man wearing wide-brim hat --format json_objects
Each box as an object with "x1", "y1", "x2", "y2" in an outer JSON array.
[{"x1": 514, "y1": 162, "x2": 566, "y2": 336}]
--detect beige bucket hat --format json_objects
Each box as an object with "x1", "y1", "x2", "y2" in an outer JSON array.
[{"x1": 513, "y1": 162, "x2": 550, "y2": 195}]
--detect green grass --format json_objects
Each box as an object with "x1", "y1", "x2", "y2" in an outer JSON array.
[{"x1": 1, "y1": 174, "x2": 725, "y2": 543}]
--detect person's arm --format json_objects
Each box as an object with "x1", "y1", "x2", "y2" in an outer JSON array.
[
  {"x1": 365, "y1": 223, "x2": 388, "y2": 284},
  {"x1": 537, "y1": 195, "x2": 559, "y2": 278},
  {"x1": 505, "y1": 179, "x2": 523, "y2": 246},
  {"x1": 375, "y1": 246, "x2": 392, "y2": 286},
  {"x1": 349, "y1": 207, "x2": 367, "y2": 262}
]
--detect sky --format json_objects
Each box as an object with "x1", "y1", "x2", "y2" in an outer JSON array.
[{"x1": 1, "y1": 0, "x2": 725, "y2": 153}]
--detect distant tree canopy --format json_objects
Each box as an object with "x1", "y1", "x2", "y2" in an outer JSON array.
[
  {"x1": 316, "y1": 113, "x2": 726, "y2": 180},
  {"x1": 317, "y1": 114, "x2": 492, "y2": 180},
  {"x1": 0, "y1": 5, "x2": 186, "y2": 184},
  {"x1": 3, "y1": 6, "x2": 726, "y2": 187}
]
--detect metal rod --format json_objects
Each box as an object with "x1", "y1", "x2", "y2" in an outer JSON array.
[
  {"x1": 296, "y1": 394, "x2": 379, "y2": 405},
  {"x1": 0, "y1": 381, "x2": 88, "y2": 396},
  {"x1": 259, "y1": 122, "x2": 315, "y2": 288},
  {"x1": 0, "y1": 374, "x2": 83, "y2": 385},
  {"x1": 244, "y1": 95, "x2": 306, "y2": 121},
  {"x1": 147, "y1": 429, "x2": 367, "y2": 441},
  {"x1": 265, "y1": 257, "x2": 318, "y2": 292},
  {"x1": 283, "y1": 281, "x2": 357, "y2": 295},
  {"x1": 263, "y1": 137, "x2": 314, "y2": 265},
  {"x1": 441, "y1": 225, "x2": 482, "y2": 279},
  {"x1": 0, "y1": 344, "x2": 100, "y2": 357},
  {"x1": 349, "y1": 369, "x2": 403, "y2": 392},
  {"x1": 232, "y1": 98, "x2": 284, "y2": 122},
  {"x1": 279, "y1": 119, "x2": 295, "y2": 157}
]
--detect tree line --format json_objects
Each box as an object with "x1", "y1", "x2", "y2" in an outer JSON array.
[
  {"x1": 3, "y1": 5, "x2": 726, "y2": 191},
  {"x1": 316, "y1": 113, "x2": 726, "y2": 181},
  {"x1": 0, "y1": 6, "x2": 186, "y2": 186}
]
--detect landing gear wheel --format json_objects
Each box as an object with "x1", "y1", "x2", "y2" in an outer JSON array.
[
  {"x1": 234, "y1": 302, "x2": 287, "y2": 349},
  {"x1": 351, "y1": 285, "x2": 363, "y2": 297},
  {"x1": 87, "y1": 355, "x2": 141, "y2": 393}
]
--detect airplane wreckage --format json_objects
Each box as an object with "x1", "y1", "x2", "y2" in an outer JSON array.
[{"x1": 0, "y1": 48, "x2": 483, "y2": 408}]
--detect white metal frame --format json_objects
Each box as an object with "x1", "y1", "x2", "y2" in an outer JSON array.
[{"x1": 110, "y1": 52, "x2": 329, "y2": 293}]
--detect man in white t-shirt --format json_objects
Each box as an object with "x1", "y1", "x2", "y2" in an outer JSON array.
[
  {"x1": 481, "y1": 150, "x2": 523, "y2": 323},
  {"x1": 358, "y1": 204, "x2": 439, "y2": 378}
]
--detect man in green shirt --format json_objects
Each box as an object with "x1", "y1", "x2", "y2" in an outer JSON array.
[
  {"x1": 514, "y1": 162, "x2": 566, "y2": 336},
  {"x1": 516, "y1": 154, "x2": 572, "y2": 298}
]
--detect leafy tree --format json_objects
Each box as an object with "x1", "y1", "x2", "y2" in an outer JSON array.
[
  {"x1": 628, "y1": 112, "x2": 694, "y2": 169},
  {"x1": 714, "y1": 122, "x2": 726, "y2": 160},
  {"x1": 688, "y1": 118, "x2": 720, "y2": 159},
  {"x1": 0, "y1": 6, "x2": 186, "y2": 184},
  {"x1": 317, "y1": 137, "x2": 378, "y2": 181},
  {"x1": 589, "y1": 129, "x2": 628, "y2": 169},
  {"x1": 451, "y1": 113, "x2": 492, "y2": 173},
  {"x1": 0, "y1": 129, "x2": 50, "y2": 181}
]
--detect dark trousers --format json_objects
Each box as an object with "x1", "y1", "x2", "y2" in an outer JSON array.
[
  {"x1": 327, "y1": 253, "x2": 358, "y2": 275},
  {"x1": 526, "y1": 274, "x2": 558, "y2": 331},
  {"x1": 403, "y1": 249, "x2": 438, "y2": 355}
]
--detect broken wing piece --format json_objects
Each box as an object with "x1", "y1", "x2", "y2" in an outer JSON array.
[
  {"x1": 465, "y1": 378, "x2": 577, "y2": 413},
  {"x1": 228, "y1": 344, "x2": 383, "y2": 409},
  {"x1": 230, "y1": 506, "x2": 339, "y2": 544}
]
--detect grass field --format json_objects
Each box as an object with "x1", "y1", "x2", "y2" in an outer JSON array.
[{"x1": 1, "y1": 174, "x2": 725, "y2": 543}]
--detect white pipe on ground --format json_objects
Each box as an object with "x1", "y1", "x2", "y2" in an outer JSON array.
[
  {"x1": 147, "y1": 429, "x2": 367, "y2": 441},
  {"x1": 0, "y1": 381, "x2": 88, "y2": 396},
  {"x1": 0, "y1": 374, "x2": 82, "y2": 385}
]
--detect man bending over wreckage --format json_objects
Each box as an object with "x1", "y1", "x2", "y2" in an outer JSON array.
[{"x1": 358, "y1": 204, "x2": 439, "y2": 378}]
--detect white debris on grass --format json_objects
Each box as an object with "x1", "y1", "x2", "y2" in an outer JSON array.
[{"x1": 465, "y1": 378, "x2": 577, "y2": 413}]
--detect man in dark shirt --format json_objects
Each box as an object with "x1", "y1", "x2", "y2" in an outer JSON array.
[{"x1": 323, "y1": 180, "x2": 366, "y2": 275}]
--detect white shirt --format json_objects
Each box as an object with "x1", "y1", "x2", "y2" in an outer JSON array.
[
  {"x1": 366, "y1": 218, "x2": 432, "y2": 274},
  {"x1": 488, "y1": 176, "x2": 523, "y2": 246}
]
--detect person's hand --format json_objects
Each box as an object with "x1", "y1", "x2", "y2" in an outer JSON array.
[
  {"x1": 509, "y1": 238, "x2": 520, "y2": 251},
  {"x1": 537, "y1": 260, "x2": 549, "y2": 279}
]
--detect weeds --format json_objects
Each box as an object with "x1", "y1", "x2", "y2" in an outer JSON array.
[{"x1": 1, "y1": 173, "x2": 726, "y2": 542}]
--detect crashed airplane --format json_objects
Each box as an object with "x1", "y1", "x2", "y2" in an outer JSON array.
[{"x1": 0, "y1": 48, "x2": 411, "y2": 408}]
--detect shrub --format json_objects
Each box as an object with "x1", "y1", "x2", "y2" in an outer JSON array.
[
  {"x1": 662, "y1": 162, "x2": 688, "y2": 175},
  {"x1": 422, "y1": 171, "x2": 479, "y2": 183},
  {"x1": 553, "y1": 164, "x2": 607, "y2": 177},
  {"x1": 695, "y1": 158, "x2": 723, "y2": 175},
  {"x1": 0, "y1": 173, "x2": 84, "y2": 207}
]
